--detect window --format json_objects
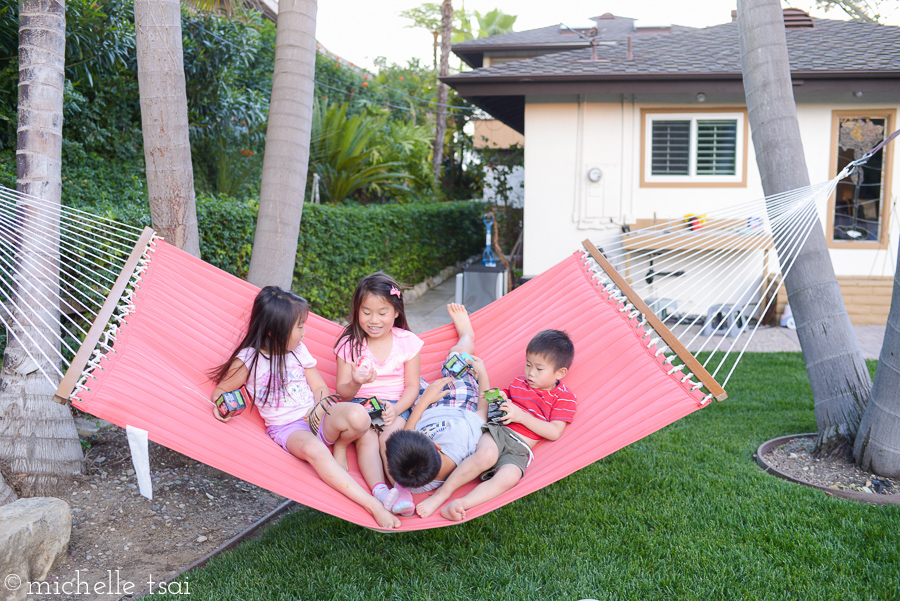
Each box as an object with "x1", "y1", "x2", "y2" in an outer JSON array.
[
  {"x1": 828, "y1": 111, "x2": 894, "y2": 248},
  {"x1": 642, "y1": 110, "x2": 747, "y2": 187}
]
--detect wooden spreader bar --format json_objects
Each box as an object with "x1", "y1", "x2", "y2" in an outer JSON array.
[
  {"x1": 54, "y1": 227, "x2": 156, "y2": 403},
  {"x1": 582, "y1": 239, "x2": 728, "y2": 402}
]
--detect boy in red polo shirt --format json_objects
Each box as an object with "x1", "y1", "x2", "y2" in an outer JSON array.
[{"x1": 415, "y1": 329, "x2": 576, "y2": 520}]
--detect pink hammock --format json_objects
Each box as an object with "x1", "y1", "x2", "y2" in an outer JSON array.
[{"x1": 67, "y1": 239, "x2": 716, "y2": 531}]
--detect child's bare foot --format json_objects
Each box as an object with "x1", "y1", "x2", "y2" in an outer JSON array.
[
  {"x1": 415, "y1": 494, "x2": 444, "y2": 518},
  {"x1": 372, "y1": 503, "x2": 401, "y2": 529},
  {"x1": 440, "y1": 500, "x2": 467, "y2": 521},
  {"x1": 447, "y1": 303, "x2": 475, "y2": 341},
  {"x1": 332, "y1": 443, "x2": 350, "y2": 471}
]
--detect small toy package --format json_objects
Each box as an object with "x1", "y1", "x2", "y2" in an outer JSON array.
[
  {"x1": 443, "y1": 352, "x2": 473, "y2": 378},
  {"x1": 215, "y1": 385, "x2": 252, "y2": 419},
  {"x1": 484, "y1": 387, "x2": 506, "y2": 422},
  {"x1": 359, "y1": 396, "x2": 387, "y2": 431}
]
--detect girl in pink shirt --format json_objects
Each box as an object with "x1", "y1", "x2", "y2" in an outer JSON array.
[{"x1": 335, "y1": 272, "x2": 423, "y2": 516}]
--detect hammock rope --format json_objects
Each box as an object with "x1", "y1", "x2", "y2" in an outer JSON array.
[
  {"x1": 0, "y1": 168, "x2": 866, "y2": 399},
  {"x1": 589, "y1": 177, "x2": 842, "y2": 388}
]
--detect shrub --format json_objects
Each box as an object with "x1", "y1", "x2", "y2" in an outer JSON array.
[
  {"x1": 0, "y1": 159, "x2": 485, "y2": 323},
  {"x1": 294, "y1": 202, "x2": 485, "y2": 320}
]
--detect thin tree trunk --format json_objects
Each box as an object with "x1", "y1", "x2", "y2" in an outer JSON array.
[
  {"x1": 247, "y1": 0, "x2": 317, "y2": 290},
  {"x1": 134, "y1": 0, "x2": 201, "y2": 257},
  {"x1": 853, "y1": 245, "x2": 900, "y2": 475},
  {"x1": 0, "y1": 0, "x2": 82, "y2": 500},
  {"x1": 432, "y1": 0, "x2": 451, "y2": 184},
  {"x1": 737, "y1": 0, "x2": 870, "y2": 455}
]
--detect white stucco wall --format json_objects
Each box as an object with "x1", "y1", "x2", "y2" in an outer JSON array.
[{"x1": 522, "y1": 96, "x2": 899, "y2": 286}]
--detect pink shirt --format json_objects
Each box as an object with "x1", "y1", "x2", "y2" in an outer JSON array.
[
  {"x1": 237, "y1": 344, "x2": 317, "y2": 427},
  {"x1": 336, "y1": 328, "x2": 423, "y2": 400}
]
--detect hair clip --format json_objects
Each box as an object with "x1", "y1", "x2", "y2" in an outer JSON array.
[{"x1": 390, "y1": 287, "x2": 402, "y2": 297}]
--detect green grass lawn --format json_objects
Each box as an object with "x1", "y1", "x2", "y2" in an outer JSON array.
[{"x1": 152, "y1": 353, "x2": 898, "y2": 601}]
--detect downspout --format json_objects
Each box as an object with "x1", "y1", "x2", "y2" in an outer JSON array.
[{"x1": 573, "y1": 94, "x2": 586, "y2": 225}]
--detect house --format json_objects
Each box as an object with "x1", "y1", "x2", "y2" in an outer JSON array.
[{"x1": 443, "y1": 9, "x2": 900, "y2": 324}]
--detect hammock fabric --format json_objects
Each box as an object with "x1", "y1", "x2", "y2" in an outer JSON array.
[{"x1": 71, "y1": 240, "x2": 710, "y2": 531}]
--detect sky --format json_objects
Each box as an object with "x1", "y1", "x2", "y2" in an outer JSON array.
[{"x1": 314, "y1": 0, "x2": 900, "y2": 72}]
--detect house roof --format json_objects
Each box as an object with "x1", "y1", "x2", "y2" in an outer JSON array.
[
  {"x1": 451, "y1": 16, "x2": 695, "y2": 68},
  {"x1": 445, "y1": 13, "x2": 900, "y2": 133}
]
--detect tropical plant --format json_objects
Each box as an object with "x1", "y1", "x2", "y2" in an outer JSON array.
[
  {"x1": 182, "y1": 7, "x2": 275, "y2": 198},
  {"x1": 399, "y1": 2, "x2": 472, "y2": 70},
  {"x1": 309, "y1": 101, "x2": 411, "y2": 203},
  {"x1": 371, "y1": 58, "x2": 439, "y2": 126},
  {"x1": 0, "y1": 0, "x2": 142, "y2": 154},
  {"x1": 367, "y1": 117, "x2": 436, "y2": 202},
  {"x1": 811, "y1": 0, "x2": 886, "y2": 22},
  {"x1": 472, "y1": 8, "x2": 517, "y2": 38}
]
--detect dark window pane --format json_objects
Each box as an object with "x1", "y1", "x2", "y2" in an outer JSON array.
[
  {"x1": 834, "y1": 117, "x2": 886, "y2": 241},
  {"x1": 651, "y1": 120, "x2": 690, "y2": 175}
]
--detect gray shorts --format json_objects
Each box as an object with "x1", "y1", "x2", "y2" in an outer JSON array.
[{"x1": 480, "y1": 422, "x2": 533, "y2": 480}]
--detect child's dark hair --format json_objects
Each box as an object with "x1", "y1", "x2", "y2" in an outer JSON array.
[
  {"x1": 210, "y1": 286, "x2": 309, "y2": 406},
  {"x1": 385, "y1": 430, "x2": 441, "y2": 489},
  {"x1": 526, "y1": 329, "x2": 575, "y2": 370},
  {"x1": 334, "y1": 271, "x2": 410, "y2": 361}
]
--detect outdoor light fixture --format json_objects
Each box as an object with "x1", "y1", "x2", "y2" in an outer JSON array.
[
  {"x1": 587, "y1": 167, "x2": 603, "y2": 182},
  {"x1": 696, "y1": 92, "x2": 707, "y2": 102},
  {"x1": 853, "y1": 91, "x2": 864, "y2": 97}
]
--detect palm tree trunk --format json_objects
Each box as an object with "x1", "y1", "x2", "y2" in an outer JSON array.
[
  {"x1": 0, "y1": 479, "x2": 15, "y2": 505},
  {"x1": 134, "y1": 0, "x2": 201, "y2": 257},
  {"x1": 0, "y1": 0, "x2": 82, "y2": 500},
  {"x1": 247, "y1": 0, "x2": 317, "y2": 289},
  {"x1": 432, "y1": 0, "x2": 452, "y2": 184},
  {"x1": 853, "y1": 247, "x2": 900, "y2": 475},
  {"x1": 737, "y1": 0, "x2": 870, "y2": 455}
]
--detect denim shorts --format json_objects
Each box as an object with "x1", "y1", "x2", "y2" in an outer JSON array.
[{"x1": 352, "y1": 397, "x2": 413, "y2": 421}]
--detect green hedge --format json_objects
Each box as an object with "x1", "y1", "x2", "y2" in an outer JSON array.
[
  {"x1": 294, "y1": 202, "x2": 484, "y2": 320},
  {"x1": 190, "y1": 198, "x2": 485, "y2": 320},
  {"x1": 0, "y1": 150, "x2": 484, "y2": 321}
]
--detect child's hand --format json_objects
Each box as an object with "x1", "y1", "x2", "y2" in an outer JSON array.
[
  {"x1": 467, "y1": 355, "x2": 487, "y2": 380},
  {"x1": 381, "y1": 401, "x2": 396, "y2": 426},
  {"x1": 351, "y1": 362, "x2": 377, "y2": 385},
  {"x1": 211, "y1": 405, "x2": 232, "y2": 423},
  {"x1": 422, "y1": 377, "x2": 452, "y2": 404},
  {"x1": 498, "y1": 399, "x2": 524, "y2": 425}
]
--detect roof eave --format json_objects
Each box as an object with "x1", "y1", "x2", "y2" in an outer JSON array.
[
  {"x1": 445, "y1": 70, "x2": 900, "y2": 135},
  {"x1": 453, "y1": 42, "x2": 593, "y2": 70},
  {"x1": 443, "y1": 69, "x2": 900, "y2": 90}
]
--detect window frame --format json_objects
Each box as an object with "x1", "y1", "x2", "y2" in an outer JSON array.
[
  {"x1": 826, "y1": 109, "x2": 895, "y2": 250},
  {"x1": 640, "y1": 108, "x2": 749, "y2": 188}
]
